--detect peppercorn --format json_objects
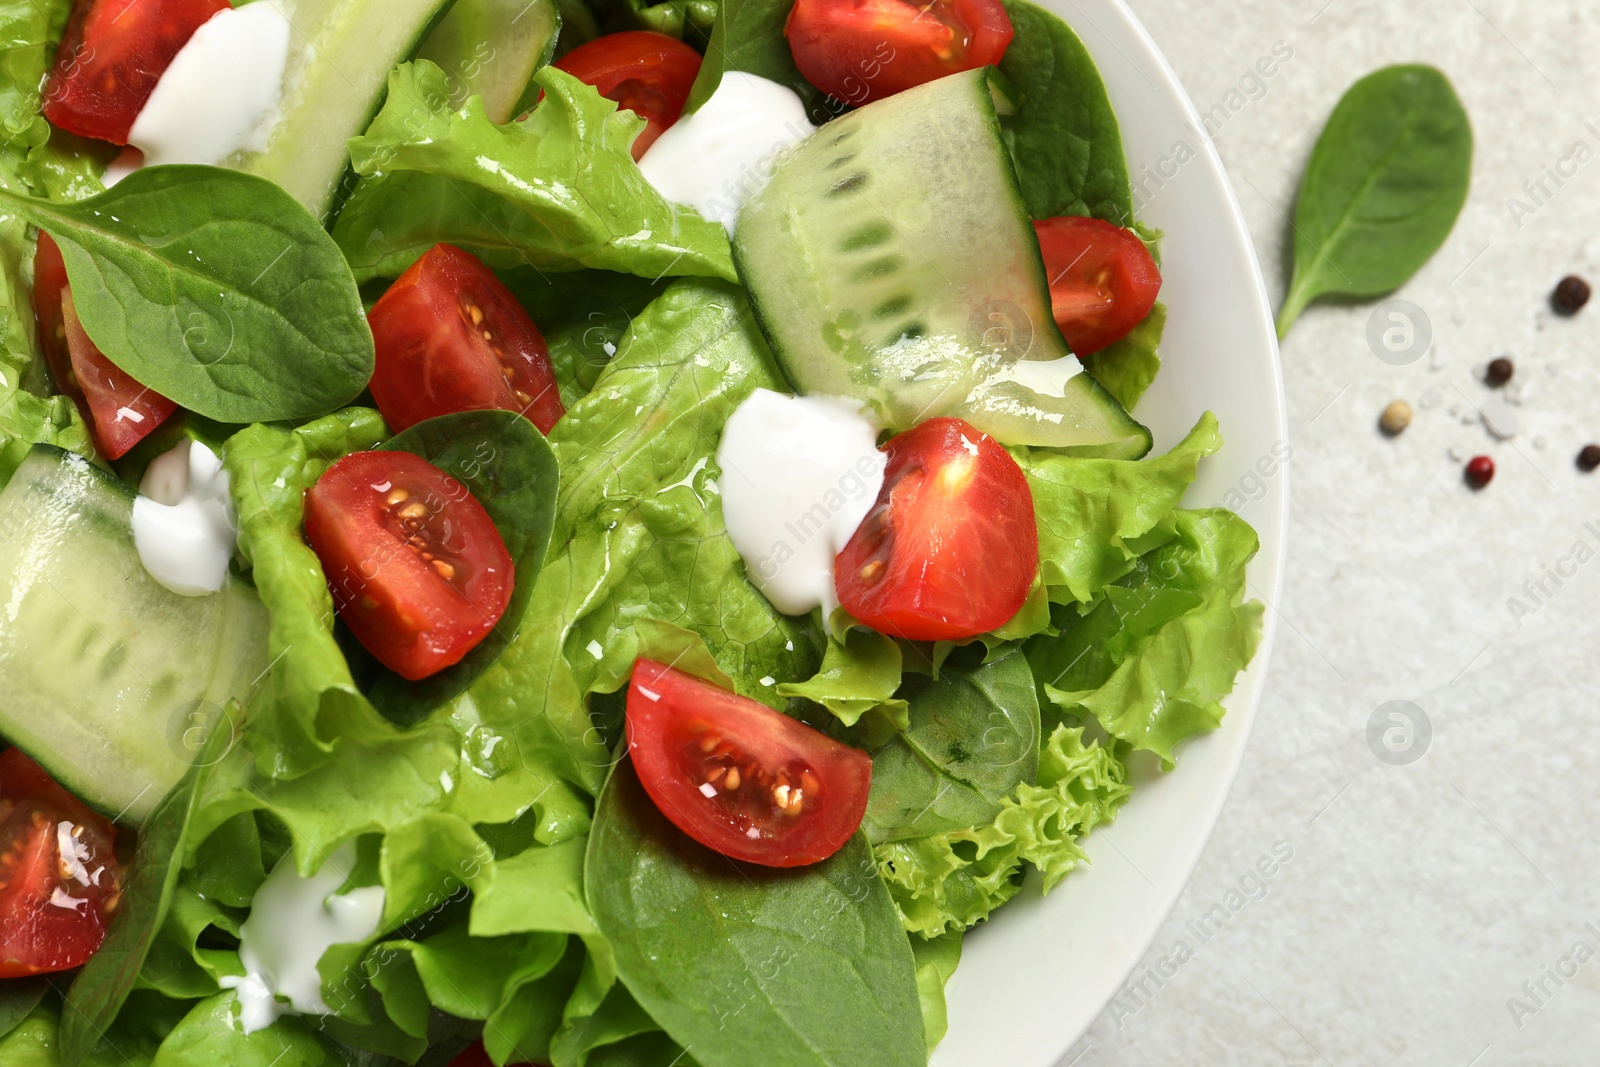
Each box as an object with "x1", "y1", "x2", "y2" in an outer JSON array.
[
  {"x1": 1553, "y1": 275, "x2": 1591, "y2": 314},
  {"x1": 1378, "y1": 399, "x2": 1411, "y2": 436},
  {"x1": 1485, "y1": 357, "x2": 1514, "y2": 387},
  {"x1": 1578, "y1": 444, "x2": 1600, "y2": 472},
  {"x1": 1465, "y1": 455, "x2": 1495, "y2": 489}
]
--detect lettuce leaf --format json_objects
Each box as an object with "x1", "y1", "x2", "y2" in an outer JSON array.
[
  {"x1": 0, "y1": 156, "x2": 93, "y2": 486},
  {"x1": 1013, "y1": 411, "x2": 1221, "y2": 607},
  {"x1": 874, "y1": 725, "x2": 1131, "y2": 937},
  {"x1": 1027, "y1": 507, "x2": 1264, "y2": 765},
  {"x1": 0, "y1": 0, "x2": 69, "y2": 153},
  {"x1": 450, "y1": 277, "x2": 820, "y2": 821},
  {"x1": 335, "y1": 62, "x2": 734, "y2": 285},
  {"x1": 1081, "y1": 301, "x2": 1165, "y2": 412}
]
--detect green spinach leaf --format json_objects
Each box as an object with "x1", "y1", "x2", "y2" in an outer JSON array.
[
  {"x1": 0, "y1": 166, "x2": 375, "y2": 423},
  {"x1": 999, "y1": 0, "x2": 1133, "y2": 224},
  {"x1": 686, "y1": 0, "x2": 824, "y2": 117},
  {"x1": 863, "y1": 650, "x2": 1039, "y2": 844},
  {"x1": 1276, "y1": 64, "x2": 1471, "y2": 338},
  {"x1": 0, "y1": 978, "x2": 46, "y2": 1043},
  {"x1": 60, "y1": 718, "x2": 233, "y2": 1067},
  {"x1": 587, "y1": 760, "x2": 927, "y2": 1067},
  {"x1": 356, "y1": 410, "x2": 560, "y2": 722}
]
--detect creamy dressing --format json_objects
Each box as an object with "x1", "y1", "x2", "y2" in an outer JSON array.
[
  {"x1": 124, "y1": 1, "x2": 292, "y2": 170},
  {"x1": 220, "y1": 843, "x2": 386, "y2": 1035},
  {"x1": 716, "y1": 389, "x2": 885, "y2": 618},
  {"x1": 131, "y1": 441, "x2": 238, "y2": 597},
  {"x1": 983, "y1": 355, "x2": 1085, "y2": 398},
  {"x1": 638, "y1": 72, "x2": 814, "y2": 233}
]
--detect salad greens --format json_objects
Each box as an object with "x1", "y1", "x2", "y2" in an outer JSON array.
[
  {"x1": 0, "y1": 0, "x2": 1272, "y2": 1063},
  {"x1": 0, "y1": 167, "x2": 377, "y2": 424},
  {"x1": 335, "y1": 63, "x2": 735, "y2": 285},
  {"x1": 999, "y1": 0, "x2": 1132, "y2": 225},
  {"x1": 587, "y1": 762, "x2": 927, "y2": 1067},
  {"x1": 1276, "y1": 64, "x2": 1472, "y2": 337},
  {"x1": 362, "y1": 410, "x2": 561, "y2": 722}
]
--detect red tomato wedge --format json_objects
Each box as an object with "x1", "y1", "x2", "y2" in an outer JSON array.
[
  {"x1": 1033, "y1": 215, "x2": 1162, "y2": 357},
  {"x1": 43, "y1": 0, "x2": 231, "y2": 144},
  {"x1": 836, "y1": 417, "x2": 1037, "y2": 641},
  {"x1": 785, "y1": 0, "x2": 1013, "y2": 105},
  {"x1": 626, "y1": 659, "x2": 872, "y2": 868},
  {"x1": 368, "y1": 244, "x2": 564, "y2": 436},
  {"x1": 305, "y1": 450, "x2": 514, "y2": 681},
  {"x1": 33, "y1": 232, "x2": 176, "y2": 460},
  {"x1": 551, "y1": 31, "x2": 702, "y2": 160},
  {"x1": 0, "y1": 749, "x2": 123, "y2": 978}
]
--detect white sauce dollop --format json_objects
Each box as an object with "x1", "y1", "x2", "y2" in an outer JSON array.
[
  {"x1": 124, "y1": 1, "x2": 292, "y2": 169},
  {"x1": 984, "y1": 355, "x2": 1085, "y2": 398},
  {"x1": 638, "y1": 72, "x2": 815, "y2": 233},
  {"x1": 220, "y1": 843, "x2": 386, "y2": 1035},
  {"x1": 131, "y1": 440, "x2": 238, "y2": 597},
  {"x1": 715, "y1": 389, "x2": 885, "y2": 618}
]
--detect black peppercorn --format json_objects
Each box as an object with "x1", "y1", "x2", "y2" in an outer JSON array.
[
  {"x1": 1553, "y1": 275, "x2": 1591, "y2": 314},
  {"x1": 1579, "y1": 444, "x2": 1600, "y2": 472},
  {"x1": 1485, "y1": 357, "x2": 1514, "y2": 387}
]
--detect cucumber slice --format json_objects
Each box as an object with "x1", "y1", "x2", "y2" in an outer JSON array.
[
  {"x1": 733, "y1": 69, "x2": 1151, "y2": 457},
  {"x1": 417, "y1": 0, "x2": 560, "y2": 124},
  {"x1": 0, "y1": 446, "x2": 269, "y2": 823},
  {"x1": 231, "y1": 0, "x2": 456, "y2": 221}
]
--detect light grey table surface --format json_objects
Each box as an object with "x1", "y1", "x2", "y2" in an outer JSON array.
[{"x1": 1068, "y1": 1, "x2": 1600, "y2": 1063}]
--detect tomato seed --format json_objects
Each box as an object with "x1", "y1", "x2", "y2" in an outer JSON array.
[
  {"x1": 724, "y1": 767, "x2": 741, "y2": 790},
  {"x1": 431, "y1": 559, "x2": 456, "y2": 581},
  {"x1": 398, "y1": 502, "x2": 428, "y2": 520},
  {"x1": 1465, "y1": 455, "x2": 1495, "y2": 489},
  {"x1": 1578, "y1": 444, "x2": 1600, "y2": 471},
  {"x1": 385, "y1": 489, "x2": 410, "y2": 506},
  {"x1": 1485, "y1": 357, "x2": 1514, "y2": 387},
  {"x1": 467, "y1": 304, "x2": 484, "y2": 326},
  {"x1": 1553, "y1": 275, "x2": 1591, "y2": 314}
]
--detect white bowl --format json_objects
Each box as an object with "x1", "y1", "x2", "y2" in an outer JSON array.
[{"x1": 930, "y1": 2, "x2": 1289, "y2": 1063}]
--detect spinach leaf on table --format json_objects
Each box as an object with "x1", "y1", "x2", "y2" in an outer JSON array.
[
  {"x1": 0, "y1": 166, "x2": 375, "y2": 424},
  {"x1": 586, "y1": 760, "x2": 927, "y2": 1067},
  {"x1": 999, "y1": 0, "x2": 1134, "y2": 225},
  {"x1": 1276, "y1": 64, "x2": 1471, "y2": 338},
  {"x1": 356, "y1": 410, "x2": 560, "y2": 724},
  {"x1": 863, "y1": 650, "x2": 1040, "y2": 844}
]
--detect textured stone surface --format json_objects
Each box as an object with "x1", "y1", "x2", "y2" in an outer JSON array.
[{"x1": 1072, "y1": 1, "x2": 1600, "y2": 1063}]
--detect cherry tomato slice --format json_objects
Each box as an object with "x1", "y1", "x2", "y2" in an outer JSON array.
[
  {"x1": 368, "y1": 244, "x2": 564, "y2": 437},
  {"x1": 626, "y1": 659, "x2": 872, "y2": 868},
  {"x1": 34, "y1": 233, "x2": 177, "y2": 460},
  {"x1": 43, "y1": 0, "x2": 231, "y2": 144},
  {"x1": 1033, "y1": 216, "x2": 1162, "y2": 357},
  {"x1": 0, "y1": 749, "x2": 123, "y2": 977},
  {"x1": 305, "y1": 450, "x2": 514, "y2": 681},
  {"x1": 835, "y1": 417, "x2": 1037, "y2": 642},
  {"x1": 785, "y1": 0, "x2": 1013, "y2": 106},
  {"x1": 552, "y1": 31, "x2": 702, "y2": 160}
]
